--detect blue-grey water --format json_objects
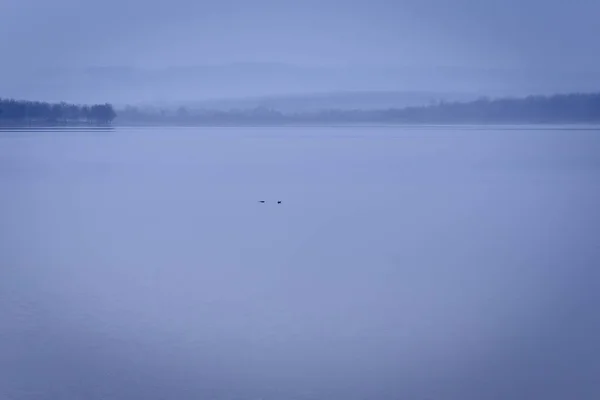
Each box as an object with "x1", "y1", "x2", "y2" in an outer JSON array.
[{"x1": 1, "y1": 126, "x2": 600, "y2": 400}]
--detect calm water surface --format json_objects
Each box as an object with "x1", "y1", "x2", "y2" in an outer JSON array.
[{"x1": 1, "y1": 126, "x2": 600, "y2": 400}]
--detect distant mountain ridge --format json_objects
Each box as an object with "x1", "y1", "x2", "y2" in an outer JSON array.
[{"x1": 2, "y1": 63, "x2": 599, "y2": 106}]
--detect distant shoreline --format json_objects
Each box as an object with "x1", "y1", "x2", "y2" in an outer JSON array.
[
  {"x1": 111, "y1": 121, "x2": 600, "y2": 128},
  {"x1": 2, "y1": 122, "x2": 600, "y2": 130},
  {"x1": 3, "y1": 92, "x2": 600, "y2": 128},
  {"x1": 0, "y1": 121, "x2": 115, "y2": 128},
  {"x1": 0, "y1": 99, "x2": 117, "y2": 126},
  {"x1": 115, "y1": 93, "x2": 600, "y2": 126}
]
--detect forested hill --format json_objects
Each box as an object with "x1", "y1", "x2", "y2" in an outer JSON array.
[
  {"x1": 118, "y1": 92, "x2": 600, "y2": 125},
  {"x1": 382, "y1": 93, "x2": 600, "y2": 124},
  {"x1": 3, "y1": 93, "x2": 600, "y2": 126},
  {"x1": 0, "y1": 99, "x2": 116, "y2": 125}
]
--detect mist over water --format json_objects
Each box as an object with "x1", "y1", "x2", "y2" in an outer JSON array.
[{"x1": 1, "y1": 127, "x2": 600, "y2": 400}]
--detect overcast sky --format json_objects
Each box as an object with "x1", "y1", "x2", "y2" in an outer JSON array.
[{"x1": 1, "y1": 0, "x2": 600, "y2": 70}]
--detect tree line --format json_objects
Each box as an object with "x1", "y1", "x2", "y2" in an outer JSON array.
[
  {"x1": 117, "y1": 92, "x2": 600, "y2": 125},
  {"x1": 0, "y1": 99, "x2": 117, "y2": 125},
  {"x1": 3, "y1": 92, "x2": 599, "y2": 126},
  {"x1": 380, "y1": 92, "x2": 600, "y2": 124}
]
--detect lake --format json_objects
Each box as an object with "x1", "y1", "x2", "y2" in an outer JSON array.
[{"x1": 1, "y1": 126, "x2": 600, "y2": 400}]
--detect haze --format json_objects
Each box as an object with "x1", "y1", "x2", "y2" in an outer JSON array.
[
  {"x1": 1, "y1": 0, "x2": 600, "y2": 103},
  {"x1": 2, "y1": 1, "x2": 600, "y2": 400}
]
